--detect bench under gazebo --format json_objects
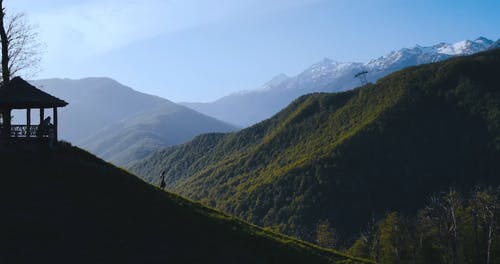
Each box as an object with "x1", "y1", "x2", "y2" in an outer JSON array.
[{"x1": 0, "y1": 77, "x2": 68, "y2": 142}]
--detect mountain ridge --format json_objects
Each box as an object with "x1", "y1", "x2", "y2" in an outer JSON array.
[
  {"x1": 32, "y1": 77, "x2": 238, "y2": 166},
  {"x1": 132, "y1": 49, "x2": 500, "y2": 243},
  {"x1": 182, "y1": 37, "x2": 499, "y2": 127}
]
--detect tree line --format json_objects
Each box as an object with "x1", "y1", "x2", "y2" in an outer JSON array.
[{"x1": 315, "y1": 186, "x2": 500, "y2": 264}]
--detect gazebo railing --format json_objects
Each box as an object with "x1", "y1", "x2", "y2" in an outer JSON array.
[
  {"x1": 11, "y1": 125, "x2": 41, "y2": 138},
  {"x1": 0, "y1": 124, "x2": 50, "y2": 138}
]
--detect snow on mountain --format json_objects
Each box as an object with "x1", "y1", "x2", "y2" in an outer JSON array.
[
  {"x1": 279, "y1": 59, "x2": 365, "y2": 93},
  {"x1": 184, "y1": 37, "x2": 498, "y2": 127},
  {"x1": 367, "y1": 37, "x2": 494, "y2": 72},
  {"x1": 436, "y1": 37, "x2": 493, "y2": 55},
  {"x1": 365, "y1": 45, "x2": 450, "y2": 75},
  {"x1": 288, "y1": 37, "x2": 494, "y2": 90},
  {"x1": 303, "y1": 58, "x2": 364, "y2": 80}
]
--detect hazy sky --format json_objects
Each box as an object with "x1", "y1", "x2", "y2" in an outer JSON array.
[{"x1": 6, "y1": 0, "x2": 500, "y2": 102}]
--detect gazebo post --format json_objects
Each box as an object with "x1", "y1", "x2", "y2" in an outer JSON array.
[
  {"x1": 53, "y1": 107, "x2": 58, "y2": 142},
  {"x1": 39, "y1": 108, "x2": 44, "y2": 138},
  {"x1": 3, "y1": 108, "x2": 11, "y2": 138},
  {"x1": 26, "y1": 108, "x2": 31, "y2": 137}
]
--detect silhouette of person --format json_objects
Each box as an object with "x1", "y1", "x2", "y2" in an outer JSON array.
[
  {"x1": 38, "y1": 116, "x2": 52, "y2": 137},
  {"x1": 42, "y1": 116, "x2": 51, "y2": 126},
  {"x1": 159, "y1": 170, "x2": 166, "y2": 190}
]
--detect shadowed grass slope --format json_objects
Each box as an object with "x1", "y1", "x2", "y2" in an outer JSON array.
[
  {"x1": 0, "y1": 142, "x2": 369, "y2": 264},
  {"x1": 131, "y1": 49, "x2": 500, "y2": 242}
]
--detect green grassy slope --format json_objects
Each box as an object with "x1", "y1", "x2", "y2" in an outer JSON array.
[
  {"x1": 131, "y1": 49, "x2": 500, "y2": 242},
  {"x1": 0, "y1": 142, "x2": 368, "y2": 264}
]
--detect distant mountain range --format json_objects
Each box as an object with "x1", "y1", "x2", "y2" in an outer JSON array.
[
  {"x1": 132, "y1": 49, "x2": 500, "y2": 242},
  {"x1": 32, "y1": 78, "x2": 237, "y2": 166},
  {"x1": 183, "y1": 37, "x2": 498, "y2": 127}
]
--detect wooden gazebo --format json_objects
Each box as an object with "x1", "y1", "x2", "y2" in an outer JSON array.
[{"x1": 0, "y1": 77, "x2": 68, "y2": 141}]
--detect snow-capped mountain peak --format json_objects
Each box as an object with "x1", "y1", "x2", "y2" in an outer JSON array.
[
  {"x1": 366, "y1": 37, "x2": 495, "y2": 71},
  {"x1": 305, "y1": 58, "x2": 363, "y2": 78},
  {"x1": 184, "y1": 36, "x2": 499, "y2": 127},
  {"x1": 435, "y1": 37, "x2": 493, "y2": 55},
  {"x1": 436, "y1": 40, "x2": 468, "y2": 55}
]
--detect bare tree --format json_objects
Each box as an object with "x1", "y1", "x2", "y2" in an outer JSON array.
[
  {"x1": 0, "y1": 0, "x2": 42, "y2": 84},
  {"x1": 421, "y1": 189, "x2": 463, "y2": 264},
  {"x1": 470, "y1": 186, "x2": 500, "y2": 264},
  {"x1": 366, "y1": 214, "x2": 381, "y2": 262}
]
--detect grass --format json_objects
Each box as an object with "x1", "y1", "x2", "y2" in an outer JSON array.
[{"x1": 0, "y1": 141, "x2": 370, "y2": 264}]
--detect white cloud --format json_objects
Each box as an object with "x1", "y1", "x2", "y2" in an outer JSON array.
[
  {"x1": 12, "y1": 0, "x2": 320, "y2": 63},
  {"x1": 35, "y1": 0, "x2": 175, "y2": 59}
]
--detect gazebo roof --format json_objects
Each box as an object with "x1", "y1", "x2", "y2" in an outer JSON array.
[{"x1": 0, "y1": 77, "x2": 68, "y2": 109}]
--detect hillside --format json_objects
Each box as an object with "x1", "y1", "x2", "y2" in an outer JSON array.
[
  {"x1": 0, "y1": 142, "x2": 369, "y2": 264},
  {"x1": 183, "y1": 37, "x2": 498, "y2": 127},
  {"x1": 79, "y1": 103, "x2": 237, "y2": 167},
  {"x1": 32, "y1": 77, "x2": 171, "y2": 143},
  {"x1": 32, "y1": 78, "x2": 237, "y2": 166},
  {"x1": 131, "y1": 49, "x2": 500, "y2": 243}
]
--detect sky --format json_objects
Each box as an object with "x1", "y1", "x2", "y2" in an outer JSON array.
[{"x1": 5, "y1": 0, "x2": 500, "y2": 102}]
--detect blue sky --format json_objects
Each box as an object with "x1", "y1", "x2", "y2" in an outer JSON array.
[{"x1": 6, "y1": 0, "x2": 500, "y2": 102}]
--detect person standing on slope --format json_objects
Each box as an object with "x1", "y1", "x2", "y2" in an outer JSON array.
[{"x1": 159, "y1": 170, "x2": 166, "y2": 191}]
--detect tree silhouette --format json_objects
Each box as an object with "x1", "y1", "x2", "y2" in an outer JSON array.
[{"x1": 0, "y1": 0, "x2": 42, "y2": 84}]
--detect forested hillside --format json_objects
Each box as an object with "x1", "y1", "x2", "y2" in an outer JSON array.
[
  {"x1": 0, "y1": 142, "x2": 368, "y2": 264},
  {"x1": 131, "y1": 49, "x2": 500, "y2": 243}
]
